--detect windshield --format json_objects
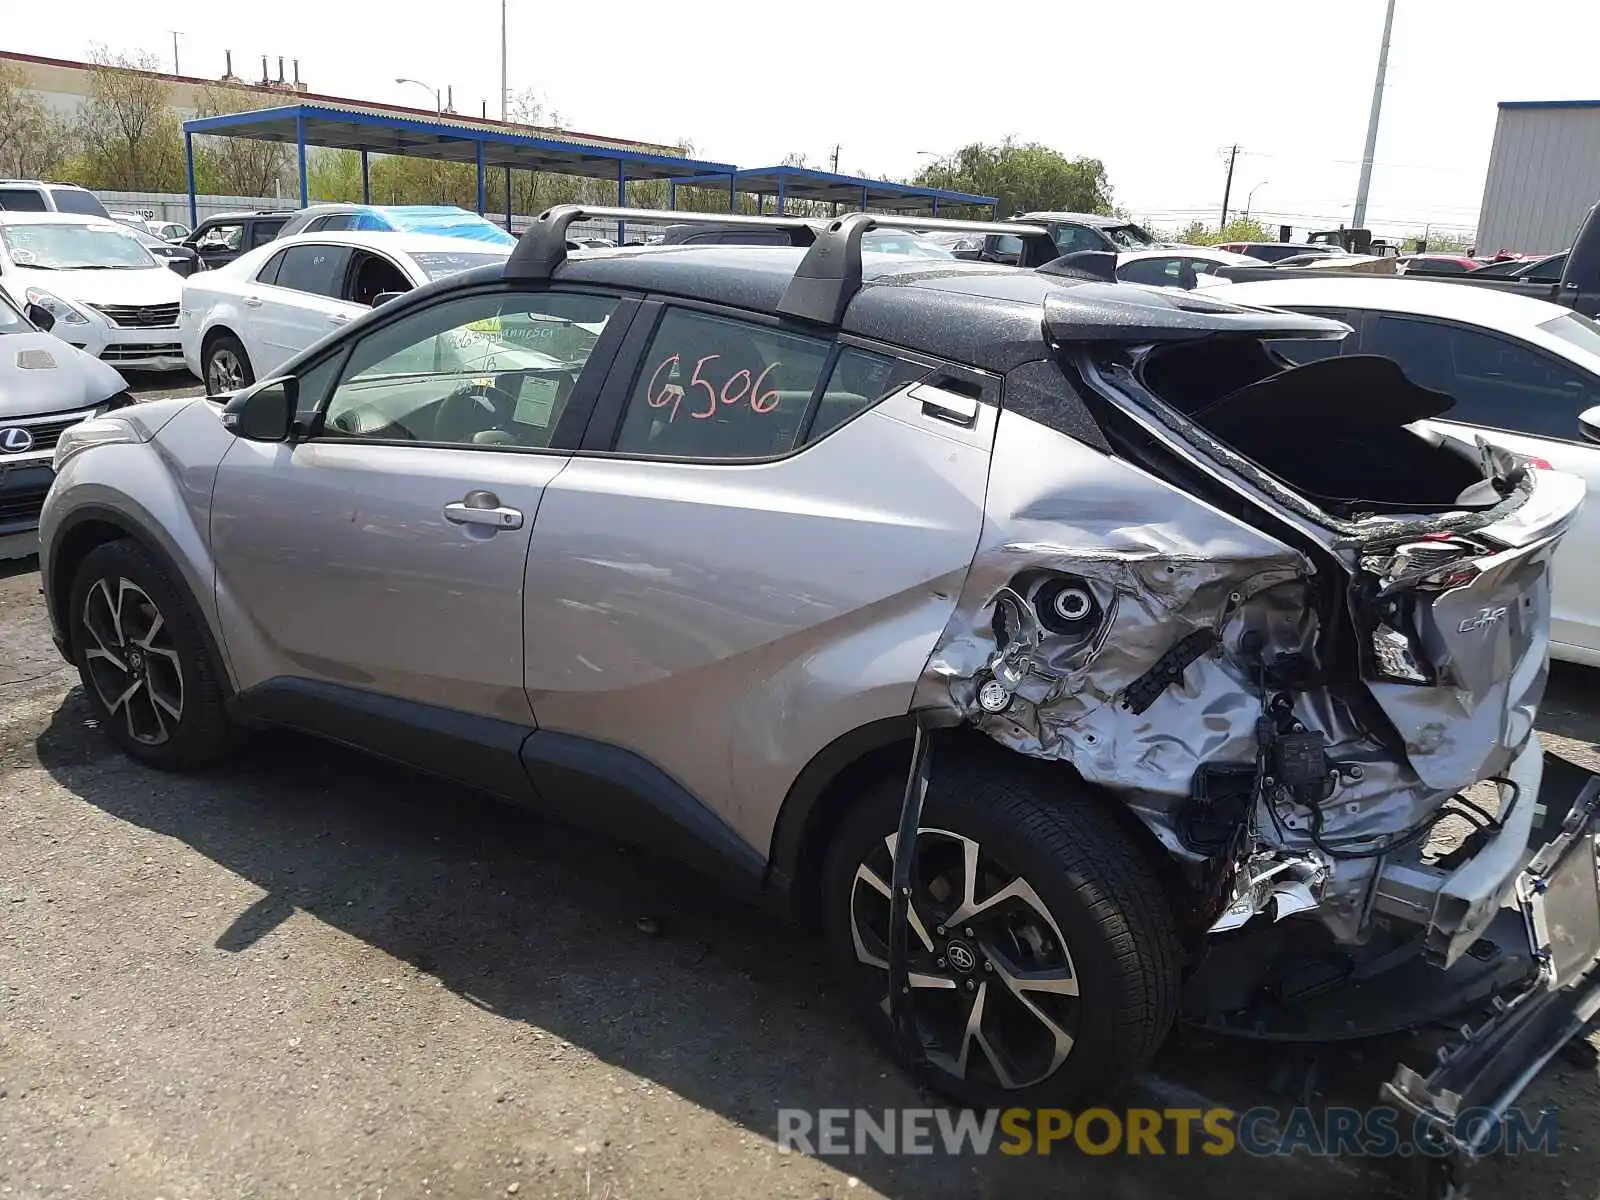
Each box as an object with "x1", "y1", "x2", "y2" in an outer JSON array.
[
  {"x1": 1104, "y1": 223, "x2": 1157, "y2": 249},
  {"x1": 409, "y1": 250, "x2": 509, "y2": 280},
  {"x1": 1538, "y1": 312, "x2": 1600, "y2": 361},
  {"x1": 1, "y1": 223, "x2": 157, "y2": 270}
]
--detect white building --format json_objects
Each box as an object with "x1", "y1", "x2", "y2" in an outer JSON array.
[{"x1": 1476, "y1": 100, "x2": 1600, "y2": 255}]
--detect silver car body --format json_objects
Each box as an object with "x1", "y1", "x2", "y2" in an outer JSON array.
[{"x1": 39, "y1": 249, "x2": 1584, "y2": 967}]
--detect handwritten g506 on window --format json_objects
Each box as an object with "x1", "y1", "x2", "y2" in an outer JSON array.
[{"x1": 646, "y1": 352, "x2": 784, "y2": 422}]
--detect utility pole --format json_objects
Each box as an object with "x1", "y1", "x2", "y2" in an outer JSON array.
[
  {"x1": 831, "y1": 144, "x2": 841, "y2": 173},
  {"x1": 170, "y1": 31, "x2": 182, "y2": 75},
  {"x1": 500, "y1": 0, "x2": 508, "y2": 121},
  {"x1": 1352, "y1": 0, "x2": 1397, "y2": 229},
  {"x1": 1219, "y1": 144, "x2": 1238, "y2": 229}
]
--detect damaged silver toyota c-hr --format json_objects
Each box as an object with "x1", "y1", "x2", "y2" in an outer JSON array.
[{"x1": 37, "y1": 209, "x2": 1600, "y2": 1165}]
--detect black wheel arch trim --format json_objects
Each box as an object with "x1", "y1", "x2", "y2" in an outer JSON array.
[
  {"x1": 764, "y1": 714, "x2": 917, "y2": 925},
  {"x1": 47, "y1": 504, "x2": 236, "y2": 698}
]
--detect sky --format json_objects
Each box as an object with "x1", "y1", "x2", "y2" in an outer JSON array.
[{"x1": 9, "y1": 0, "x2": 1599, "y2": 240}]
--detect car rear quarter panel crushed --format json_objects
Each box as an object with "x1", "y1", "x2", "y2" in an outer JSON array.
[{"x1": 910, "y1": 404, "x2": 1549, "y2": 944}]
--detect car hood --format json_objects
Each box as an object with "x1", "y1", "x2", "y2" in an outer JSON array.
[
  {"x1": 8, "y1": 265, "x2": 183, "y2": 307},
  {"x1": 0, "y1": 331, "x2": 126, "y2": 417}
]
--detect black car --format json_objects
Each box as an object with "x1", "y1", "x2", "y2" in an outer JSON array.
[
  {"x1": 979, "y1": 211, "x2": 1160, "y2": 264},
  {"x1": 182, "y1": 211, "x2": 292, "y2": 268},
  {"x1": 132, "y1": 229, "x2": 202, "y2": 278},
  {"x1": 1216, "y1": 241, "x2": 1344, "y2": 264}
]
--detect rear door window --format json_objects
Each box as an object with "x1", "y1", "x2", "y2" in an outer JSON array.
[
  {"x1": 807, "y1": 346, "x2": 927, "y2": 441},
  {"x1": 273, "y1": 244, "x2": 354, "y2": 298},
  {"x1": 1524, "y1": 253, "x2": 1567, "y2": 284},
  {"x1": 0, "y1": 188, "x2": 48, "y2": 212},
  {"x1": 613, "y1": 308, "x2": 832, "y2": 458},
  {"x1": 256, "y1": 249, "x2": 287, "y2": 286},
  {"x1": 1364, "y1": 314, "x2": 1600, "y2": 440},
  {"x1": 1052, "y1": 225, "x2": 1102, "y2": 255},
  {"x1": 249, "y1": 219, "x2": 287, "y2": 247},
  {"x1": 48, "y1": 187, "x2": 109, "y2": 216}
]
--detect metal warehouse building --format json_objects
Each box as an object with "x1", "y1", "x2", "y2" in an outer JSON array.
[{"x1": 1477, "y1": 100, "x2": 1600, "y2": 255}]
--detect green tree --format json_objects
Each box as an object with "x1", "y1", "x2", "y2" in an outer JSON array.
[
  {"x1": 1405, "y1": 230, "x2": 1473, "y2": 254},
  {"x1": 1163, "y1": 216, "x2": 1277, "y2": 246},
  {"x1": 75, "y1": 47, "x2": 184, "y2": 190},
  {"x1": 0, "y1": 61, "x2": 76, "y2": 179},
  {"x1": 913, "y1": 139, "x2": 1114, "y2": 217}
]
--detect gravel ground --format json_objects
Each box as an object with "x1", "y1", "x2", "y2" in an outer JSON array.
[{"x1": 4, "y1": 429, "x2": 1600, "y2": 1197}]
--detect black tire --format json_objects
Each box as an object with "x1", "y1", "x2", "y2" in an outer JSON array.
[
  {"x1": 68, "y1": 539, "x2": 237, "y2": 769},
  {"x1": 822, "y1": 749, "x2": 1181, "y2": 1108},
  {"x1": 203, "y1": 332, "x2": 253, "y2": 395}
]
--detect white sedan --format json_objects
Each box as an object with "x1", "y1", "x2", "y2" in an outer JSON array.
[
  {"x1": 0, "y1": 212, "x2": 187, "y2": 371},
  {"x1": 1210, "y1": 275, "x2": 1600, "y2": 665},
  {"x1": 1115, "y1": 246, "x2": 1259, "y2": 289},
  {"x1": 180, "y1": 231, "x2": 512, "y2": 393}
]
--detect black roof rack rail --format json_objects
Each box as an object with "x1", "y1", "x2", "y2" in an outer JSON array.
[
  {"x1": 502, "y1": 205, "x2": 1065, "y2": 325},
  {"x1": 775, "y1": 213, "x2": 1061, "y2": 325},
  {"x1": 505, "y1": 205, "x2": 819, "y2": 281}
]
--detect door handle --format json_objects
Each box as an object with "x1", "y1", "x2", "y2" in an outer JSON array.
[
  {"x1": 329, "y1": 313, "x2": 351, "y2": 325},
  {"x1": 242, "y1": 295, "x2": 263, "y2": 308},
  {"x1": 908, "y1": 382, "x2": 980, "y2": 428},
  {"x1": 444, "y1": 491, "x2": 524, "y2": 530}
]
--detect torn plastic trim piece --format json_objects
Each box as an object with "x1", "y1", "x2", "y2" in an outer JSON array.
[
  {"x1": 1122, "y1": 628, "x2": 1219, "y2": 715},
  {"x1": 888, "y1": 716, "x2": 933, "y2": 1075},
  {"x1": 1077, "y1": 353, "x2": 1538, "y2": 551}
]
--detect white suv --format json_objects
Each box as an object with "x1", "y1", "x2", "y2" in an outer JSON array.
[{"x1": 0, "y1": 180, "x2": 112, "y2": 219}]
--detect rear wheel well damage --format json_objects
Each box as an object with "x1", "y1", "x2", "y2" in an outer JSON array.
[{"x1": 770, "y1": 722, "x2": 1198, "y2": 936}]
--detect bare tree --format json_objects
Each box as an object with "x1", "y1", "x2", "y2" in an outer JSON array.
[
  {"x1": 193, "y1": 86, "x2": 290, "y2": 197},
  {"x1": 0, "y1": 61, "x2": 76, "y2": 179},
  {"x1": 76, "y1": 47, "x2": 185, "y2": 190},
  {"x1": 505, "y1": 87, "x2": 544, "y2": 128}
]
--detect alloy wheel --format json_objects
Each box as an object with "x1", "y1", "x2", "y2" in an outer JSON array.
[
  {"x1": 80, "y1": 576, "x2": 185, "y2": 746},
  {"x1": 207, "y1": 347, "x2": 245, "y2": 394},
  {"x1": 848, "y1": 827, "x2": 1080, "y2": 1089}
]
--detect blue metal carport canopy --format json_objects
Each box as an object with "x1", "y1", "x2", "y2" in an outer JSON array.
[
  {"x1": 670, "y1": 165, "x2": 998, "y2": 217},
  {"x1": 180, "y1": 101, "x2": 737, "y2": 225}
]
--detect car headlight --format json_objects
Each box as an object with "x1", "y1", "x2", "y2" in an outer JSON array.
[
  {"x1": 52, "y1": 415, "x2": 149, "y2": 471},
  {"x1": 24, "y1": 287, "x2": 91, "y2": 326}
]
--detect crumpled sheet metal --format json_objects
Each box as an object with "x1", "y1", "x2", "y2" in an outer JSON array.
[
  {"x1": 913, "y1": 410, "x2": 1473, "y2": 942},
  {"x1": 914, "y1": 408, "x2": 1317, "y2": 808}
]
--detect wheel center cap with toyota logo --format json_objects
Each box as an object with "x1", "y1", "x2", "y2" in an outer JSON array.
[
  {"x1": 945, "y1": 939, "x2": 978, "y2": 974},
  {"x1": 0, "y1": 427, "x2": 34, "y2": 454}
]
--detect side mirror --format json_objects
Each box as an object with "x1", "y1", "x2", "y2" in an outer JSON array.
[
  {"x1": 371, "y1": 291, "x2": 405, "y2": 307},
  {"x1": 25, "y1": 302, "x2": 54, "y2": 331},
  {"x1": 1581, "y1": 405, "x2": 1600, "y2": 446},
  {"x1": 221, "y1": 376, "x2": 298, "y2": 442}
]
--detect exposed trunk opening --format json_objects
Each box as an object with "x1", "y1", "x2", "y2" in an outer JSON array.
[{"x1": 1137, "y1": 343, "x2": 1489, "y2": 518}]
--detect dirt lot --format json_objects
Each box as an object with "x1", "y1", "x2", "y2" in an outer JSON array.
[{"x1": 4, "y1": 429, "x2": 1600, "y2": 1197}]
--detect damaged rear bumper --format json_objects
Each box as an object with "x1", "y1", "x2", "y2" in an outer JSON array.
[
  {"x1": 1370, "y1": 735, "x2": 1544, "y2": 967},
  {"x1": 1382, "y1": 768, "x2": 1600, "y2": 1157}
]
